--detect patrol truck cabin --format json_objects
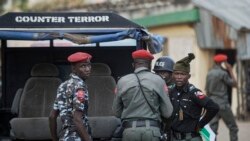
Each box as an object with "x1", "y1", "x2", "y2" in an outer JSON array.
[{"x1": 0, "y1": 12, "x2": 164, "y2": 140}]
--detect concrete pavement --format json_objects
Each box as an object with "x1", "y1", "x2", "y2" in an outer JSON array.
[{"x1": 217, "y1": 119, "x2": 250, "y2": 141}]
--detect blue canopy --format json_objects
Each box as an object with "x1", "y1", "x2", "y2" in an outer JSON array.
[{"x1": 0, "y1": 29, "x2": 165, "y2": 54}]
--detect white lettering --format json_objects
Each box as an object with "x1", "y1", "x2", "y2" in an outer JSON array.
[
  {"x1": 68, "y1": 17, "x2": 74, "y2": 23},
  {"x1": 75, "y1": 17, "x2": 81, "y2": 22},
  {"x1": 14, "y1": 16, "x2": 65, "y2": 23},
  {"x1": 23, "y1": 16, "x2": 29, "y2": 22},
  {"x1": 90, "y1": 16, "x2": 95, "y2": 22},
  {"x1": 37, "y1": 16, "x2": 45, "y2": 22},
  {"x1": 67, "y1": 16, "x2": 110, "y2": 23},
  {"x1": 82, "y1": 17, "x2": 88, "y2": 22},
  {"x1": 15, "y1": 16, "x2": 109, "y2": 23},
  {"x1": 51, "y1": 17, "x2": 65, "y2": 23},
  {"x1": 15, "y1": 16, "x2": 22, "y2": 22},
  {"x1": 156, "y1": 62, "x2": 165, "y2": 67},
  {"x1": 104, "y1": 16, "x2": 109, "y2": 22},
  {"x1": 44, "y1": 17, "x2": 51, "y2": 22},
  {"x1": 29, "y1": 16, "x2": 37, "y2": 22},
  {"x1": 59, "y1": 17, "x2": 65, "y2": 23},
  {"x1": 95, "y1": 16, "x2": 102, "y2": 22}
]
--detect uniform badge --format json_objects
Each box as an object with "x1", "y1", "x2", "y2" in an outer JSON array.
[
  {"x1": 77, "y1": 89, "x2": 85, "y2": 103},
  {"x1": 195, "y1": 91, "x2": 205, "y2": 99}
]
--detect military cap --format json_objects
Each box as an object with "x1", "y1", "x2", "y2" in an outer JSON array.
[
  {"x1": 214, "y1": 54, "x2": 227, "y2": 63},
  {"x1": 132, "y1": 49, "x2": 154, "y2": 60},
  {"x1": 173, "y1": 53, "x2": 195, "y2": 73},
  {"x1": 67, "y1": 52, "x2": 92, "y2": 63}
]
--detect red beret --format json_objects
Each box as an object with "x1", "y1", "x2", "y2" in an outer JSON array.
[
  {"x1": 214, "y1": 54, "x2": 227, "y2": 63},
  {"x1": 132, "y1": 50, "x2": 154, "y2": 60},
  {"x1": 68, "y1": 52, "x2": 92, "y2": 63}
]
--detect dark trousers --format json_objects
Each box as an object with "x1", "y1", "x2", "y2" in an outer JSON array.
[
  {"x1": 172, "y1": 131, "x2": 201, "y2": 141},
  {"x1": 209, "y1": 104, "x2": 238, "y2": 141}
]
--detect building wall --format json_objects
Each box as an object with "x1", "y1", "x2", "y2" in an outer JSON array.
[
  {"x1": 150, "y1": 24, "x2": 212, "y2": 92},
  {"x1": 149, "y1": 23, "x2": 239, "y2": 115}
]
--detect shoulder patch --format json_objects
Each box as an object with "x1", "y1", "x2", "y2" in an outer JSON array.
[
  {"x1": 194, "y1": 91, "x2": 206, "y2": 99},
  {"x1": 76, "y1": 89, "x2": 85, "y2": 103}
]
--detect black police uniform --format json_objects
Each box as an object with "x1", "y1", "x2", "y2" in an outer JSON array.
[{"x1": 169, "y1": 83, "x2": 219, "y2": 141}]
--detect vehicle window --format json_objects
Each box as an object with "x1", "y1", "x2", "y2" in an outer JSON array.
[
  {"x1": 7, "y1": 40, "x2": 50, "y2": 47},
  {"x1": 6, "y1": 39, "x2": 137, "y2": 48},
  {"x1": 100, "y1": 39, "x2": 136, "y2": 47},
  {"x1": 53, "y1": 39, "x2": 96, "y2": 47}
]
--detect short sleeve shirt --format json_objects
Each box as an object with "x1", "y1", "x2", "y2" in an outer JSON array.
[{"x1": 53, "y1": 73, "x2": 89, "y2": 129}]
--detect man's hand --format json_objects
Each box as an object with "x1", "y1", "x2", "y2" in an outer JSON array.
[
  {"x1": 73, "y1": 111, "x2": 92, "y2": 141},
  {"x1": 224, "y1": 61, "x2": 232, "y2": 70},
  {"x1": 223, "y1": 61, "x2": 237, "y2": 87},
  {"x1": 49, "y1": 109, "x2": 59, "y2": 141},
  {"x1": 195, "y1": 125, "x2": 201, "y2": 133}
]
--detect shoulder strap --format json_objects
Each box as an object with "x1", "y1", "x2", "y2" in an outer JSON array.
[{"x1": 134, "y1": 73, "x2": 157, "y2": 114}]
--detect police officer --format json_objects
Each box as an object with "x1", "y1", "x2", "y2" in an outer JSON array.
[
  {"x1": 205, "y1": 54, "x2": 238, "y2": 141},
  {"x1": 153, "y1": 56, "x2": 175, "y2": 86},
  {"x1": 153, "y1": 56, "x2": 175, "y2": 141},
  {"x1": 170, "y1": 53, "x2": 219, "y2": 141},
  {"x1": 49, "y1": 52, "x2": 92, "y2": 141},
  {"x1": 112, "y1": 49, "x2": 173, "y2": 141}
]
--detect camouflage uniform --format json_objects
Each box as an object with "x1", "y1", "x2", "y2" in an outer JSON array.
[{"x1": 53, "y1": 73, "x2": 91, "y2": 141}]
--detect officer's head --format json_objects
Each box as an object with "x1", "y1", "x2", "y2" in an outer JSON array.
[
  {"x1": 132, "y1": 49, "x2": 154, "y2": 70},
  {"x1": 68, "y1": 52, "x2": 92, "y2": 80},
  {"x1": 173, "y1": 53, "x2": 195, "y2": 87},
  {"x1": 153, "y1": 56, "x2": 175, "y2": 84}
]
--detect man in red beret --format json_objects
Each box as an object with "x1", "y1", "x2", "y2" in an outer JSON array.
[
  {"x1": 49, "y1": 52, "x2": 93, "y2": 141},
  {"x1": 213, "y1": 54, "x2": 228, "y2": 63},
  {"x1": 205, "y1": 54, "x2": 238, "y2": 141},
  {"x1": 112, "y1": 49, "x2": 173, "y2": 141}
]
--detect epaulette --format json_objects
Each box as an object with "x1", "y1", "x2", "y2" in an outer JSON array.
[
  {"x1": 188, "y1": 84, "x2": 199, "y2": 94},
  {"x1": 117, "y1": 74, "x2": 126, "y2": 81},
  {"x1": 168, "y1": 83, "x2": 175, "y2": 89},
  {"x1": 188, "y1": 84, "x2": 196, "y2": 91}
]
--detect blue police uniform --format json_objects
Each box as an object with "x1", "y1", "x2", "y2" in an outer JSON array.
[
  {"x1": 170, "y1": 53, "x2": 219, "y2": 141},
  {"x1": 169, "y1": 83, "x2": 219, "y2": 141}
]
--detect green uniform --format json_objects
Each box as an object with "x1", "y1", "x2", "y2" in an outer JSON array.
[
  {"x1": 205, "y1": 65, "x2": 238, "y2": 141},
  {"x1": 113, "y1": 67, "x2": 173, "y2": 141}
]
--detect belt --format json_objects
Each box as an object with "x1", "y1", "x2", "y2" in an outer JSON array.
[
  {"x1": 172, "y1": 131, "x2": 200, "y2": 140},
  {"x1": 122, "y1": 119, "x2": 160, "y2": 128}
]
